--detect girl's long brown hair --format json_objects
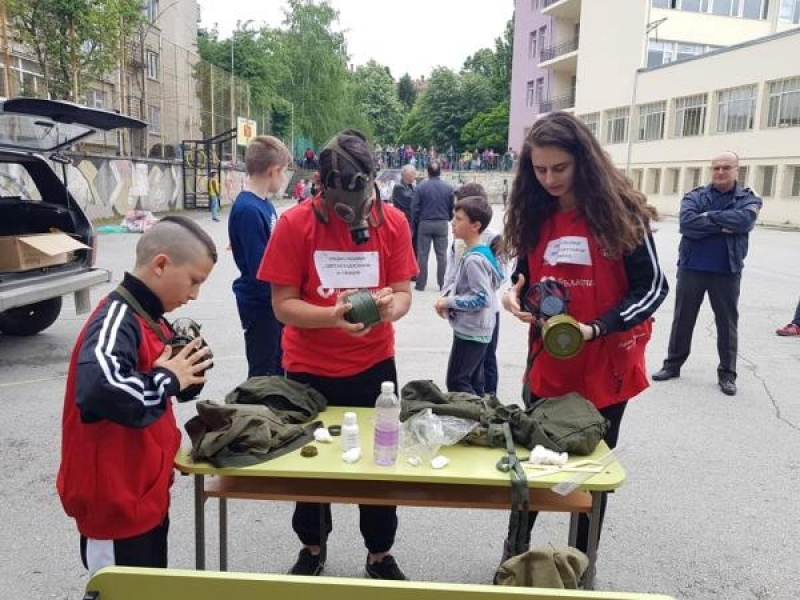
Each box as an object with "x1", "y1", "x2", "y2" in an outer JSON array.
[{"x1": 503, "y1": 112, "x2": 658, "y2": 259}]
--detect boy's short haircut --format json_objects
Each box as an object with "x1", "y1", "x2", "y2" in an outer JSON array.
[
  {"x1": 135, "y1": 215, "x2": 218, "y2": 267},
  {"x1": 454, "y1": 195, "x2": 493, "y2": 233},
  {"x1": 455, "y1": 182, "x2": 488, "y2": 201},
  {"x1": 245, "y1": 135, "x2": 291, "y2": 176}
]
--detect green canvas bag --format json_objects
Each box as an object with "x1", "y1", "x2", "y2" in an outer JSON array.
[{"x1": 526, "y1": 392, "x2": 608, "y2": 456}]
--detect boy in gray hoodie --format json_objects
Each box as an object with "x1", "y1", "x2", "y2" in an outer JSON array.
[{"x1": 435, "y1": 195, "x2": 503, "y2": 394}]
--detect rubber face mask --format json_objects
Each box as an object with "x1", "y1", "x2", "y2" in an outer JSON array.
[{"x1": 325, "y1": 185, "x2": 376, "y2": 244}]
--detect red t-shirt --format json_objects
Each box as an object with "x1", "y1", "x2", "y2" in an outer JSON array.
[
  {"x1": 258, "y1": 199, "x2": 418, "y2": 377},
  {"x1": 526, "y1": 209, "x2": 651, "y2": 409}
]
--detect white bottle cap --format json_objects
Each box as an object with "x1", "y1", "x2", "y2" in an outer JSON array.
[
  {"x1": 343, "y1": 411, "x2": 357, "y2": 425},
  {"x1": 380, "y1": 381, "x2": 395, "y2": 394}
]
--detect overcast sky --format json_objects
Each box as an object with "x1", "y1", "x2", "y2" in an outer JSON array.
[{"x1": 197, "y1": 0, "x2": 514, "y2": 80}]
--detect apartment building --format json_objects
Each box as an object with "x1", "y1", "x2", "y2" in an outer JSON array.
[
  {"x1": 0, "y1": 0, "x2": 203, "y2": 157},
  {"x1": 509, "y1": 0, "x2": 800, "y2": 224}
]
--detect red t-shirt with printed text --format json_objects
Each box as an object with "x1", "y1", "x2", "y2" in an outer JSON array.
[{"x1": 257, "y1": 199, "x2": 418, "y2": 377}]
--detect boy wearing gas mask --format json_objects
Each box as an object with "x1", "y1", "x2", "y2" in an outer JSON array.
[
  {"x1": 258, "y1": 129, "x2": 417, "y2": 580},
  {"x1": 58, "y1": 216, "x2": 216, "y2": 574}
]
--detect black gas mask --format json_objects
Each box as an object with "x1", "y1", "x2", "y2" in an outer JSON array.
[
  {"x1": 170, "y1": 317, "x2": 213, "y2": 401},
  {"x1": 312, "y1": 137, "x2": 384, "y2": 244}
]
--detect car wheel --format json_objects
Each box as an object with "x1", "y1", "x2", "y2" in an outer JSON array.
[{"x1": 0, "y1": 297, "x2": 63, "y2": 336}]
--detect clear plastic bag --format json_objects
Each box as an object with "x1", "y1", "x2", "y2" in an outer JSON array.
[{"x1": 399, "y1": 408, "x2": 478, "y2": 464}]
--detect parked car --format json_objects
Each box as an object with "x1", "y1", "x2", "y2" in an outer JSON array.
[{"x1": 0, "y1": 98, "x2": 145, "y2": 336}]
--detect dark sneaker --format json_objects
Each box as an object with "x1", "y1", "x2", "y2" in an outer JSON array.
[
  {"x1": 719, "y1": 380, "x2": 737, "y2": 396},
  {"x1": 652, "y1": 367, "x2": 680, "y2": 381},
  {"x1": 776, "y1": 323, "x2": 800, "y2": 336},
  {"x1": 365, "y1": 554, "x2": 407, "y2": 580},
  {"x1": 289, "y1": 548, "x2": 323, "y2": 576}
]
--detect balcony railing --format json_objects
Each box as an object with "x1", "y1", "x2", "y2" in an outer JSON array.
[
  {"x1": 540, "y1": 37, "x2": 580, "y2": 62},
  {"x1": 539, "y1": 93, "x2": 576, "y2": 113}
]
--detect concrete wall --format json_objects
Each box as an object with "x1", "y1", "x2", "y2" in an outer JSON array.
[{"x1": 60, "y1": 156, "x2": 246, "y2": 220}]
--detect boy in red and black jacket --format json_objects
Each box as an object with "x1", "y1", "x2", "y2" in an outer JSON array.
[{"x1": 57, "y1": 216, "x2": 216, "y2": 574}]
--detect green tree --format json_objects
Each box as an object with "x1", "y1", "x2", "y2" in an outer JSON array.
[
  {"x1": 460, "y1": 102, "x2": 509, "y2": 150},
  {"x1": 352, "y1": 60, "x2": 404, "y2": 144},
  {"x1": 397, "y1": 73, "x2": 417, "y2": 110},
  {"x1": 8, "y1": 0, "x2": 143, "y2": 100},
  {"x1": 461, "y1": 18, "x2": 514, "y2": 102},
  {"x1": 397, "y1": 103, "x2": 425, "y2": 147}
]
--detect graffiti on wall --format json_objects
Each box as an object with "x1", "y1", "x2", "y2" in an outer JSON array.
[{"x1": 59, "y1": 156, "x2": 245, "y2": 220}]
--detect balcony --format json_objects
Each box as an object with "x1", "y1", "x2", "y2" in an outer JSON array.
[
  {"x1": 541, "y1": 0, "x2": 582, "y2": 20},
  {"x1": 539, "y1": 93, "x2": 576, "y2": 114},
  {"x1": 539, "y1": 37, "x2": 579, "y2": 73}
]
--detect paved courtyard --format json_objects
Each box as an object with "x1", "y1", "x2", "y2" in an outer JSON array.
[{"x1": 1, "y1": 202, "x2": 798, "y2": 599}]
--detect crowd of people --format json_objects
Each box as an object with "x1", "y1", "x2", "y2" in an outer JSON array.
[
  {"x1": 59, "y1": 109, "x2": 800, "y2": 588},
  {"x1": 371, "y1": 144, "x2": 517, "y2": 172}
]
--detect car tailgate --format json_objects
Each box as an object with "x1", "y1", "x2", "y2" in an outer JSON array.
[{"x1": 0, "y1": 268, "x2": 111, "y2": 312}]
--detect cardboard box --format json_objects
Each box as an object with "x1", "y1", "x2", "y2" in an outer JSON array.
[{"x1": 0, "y1": 233, "x2": 90, "y2": 273}]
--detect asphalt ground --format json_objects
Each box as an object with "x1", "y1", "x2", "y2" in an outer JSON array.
[{"x1": 1, "y1": 201, "x2": 799, "y2": 600}]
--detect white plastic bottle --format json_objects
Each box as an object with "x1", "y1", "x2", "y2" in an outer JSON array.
[
  {"x1": 340, "y1": 411, "x2": 360, "y2": 452},
  {"x1": 373, "y1": 381, "x2": 401, "y2": 466}
]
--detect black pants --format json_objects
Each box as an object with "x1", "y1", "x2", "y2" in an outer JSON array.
[
  {"x1": 446, "y1": 336, "x2": 488, "y2": 395},
  {"x1": 287, "y1": 359, "x2": 398, "y2": 554},
  {"x1": 481, "y1": 313, "x2": 500, "y2": 395},
  {"x1": 662, "y1": 270, "x2": 741, "y2": 381},
  {"x1": 80, "y1": 517, "x2": 169, "y2": 574},
  {"x1": 792, "y1": 298, "x2": 800, "y2": 325},
  {"x1": 523, "y1": 402, "x2": 627, "y2": 554},
  {"x1": 237, "y1": 299, "x2": 284, "y2": 378}
]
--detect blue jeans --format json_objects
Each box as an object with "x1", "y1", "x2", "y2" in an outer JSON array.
[{"x1": 210, "y1": 195, "x2": 220, "y2": 220}]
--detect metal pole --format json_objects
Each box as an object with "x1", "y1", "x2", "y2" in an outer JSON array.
[
  {"x1": 290, "y1": 102, "x2": 294, "y2": 162},
  {"x1": 230, "y1": 31, "x2": 235, "y2": 165}
]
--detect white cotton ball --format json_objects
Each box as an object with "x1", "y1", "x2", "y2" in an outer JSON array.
[
  {"x1": 430, "y1": 455, "x2": 450, "y2": 469},
  {"x1": 407, "y1": 456, "x2": 423, "y2": 467},
  {"x1": 313, "y1": 428, "x2": 333, "y2": 443},
  {"x1": 342, "y1": 447, "x2": 362, "y2": 463}
]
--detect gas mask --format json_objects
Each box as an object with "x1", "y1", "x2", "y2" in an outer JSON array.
[
  {"x1": 312, "y1": 138, "x2": 384, "y2": 244},
  {"x1": 169, "y1": 317, "x2": 213, "y2": 401},
  {"x1": 524, "y1": 280, "x2": 584, "y2": 359}
]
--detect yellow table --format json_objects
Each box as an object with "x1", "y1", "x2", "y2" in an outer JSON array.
[
  {"x1": 174, "y1": 407, "x2": 626, "y2": 589},
  {"x1": 87, "y1": 566, "x2": 675, "y2": 600}
]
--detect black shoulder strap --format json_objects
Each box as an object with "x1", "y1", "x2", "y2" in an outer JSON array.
[{"x1": 114, "y1": 285, "x2": 171, "y2": 345}]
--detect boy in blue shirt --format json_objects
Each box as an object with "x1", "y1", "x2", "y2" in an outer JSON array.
[
  {"x1": 435, "y1": 194, "x2": 503, "y2": 394},
  {"x1": 228, "y1": 135, "x2": 292, "y2": 377}
]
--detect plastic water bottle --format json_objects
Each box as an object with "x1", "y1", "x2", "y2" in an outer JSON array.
[
  {"x1": 373, "y1": 381, "x2": 400, "y2": 466},
  {"x1": 340, "y1": 411, "x2": 360, "y2": 452}
]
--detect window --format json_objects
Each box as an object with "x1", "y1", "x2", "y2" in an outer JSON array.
[
  {"x1": 146, "y1": 50, "x2": 160, "y2": 80},
  {"x1": 580, "y1": 112, "x2": 601, "y2": 138},
  {"x1": 767, "y1": 77, "x2": 800, "y2": 128},
  {"x1": 538, "y1": 26, "x2": 547, "y2": 57},
  {"x1": 738, "y1": 165, "x2": 749, "y2": 187},
  {"x1": 787, "y1": 165, "x2": 800, "y2": 197},
  {"x1": 757, "y1": 165, "x2": 776, "y2": 197},
  {"x1": 646, "y1": 40, "x2": 718, "y2": 68},
  {"x1": 666, "y1": 168, "x2": 681, "y2": 194},
  {"x1": 85, "y1": 89, "x2": 106, "y2": 109},
  {"x1": 716, "y1": 85, "x2": 757, "y2": 133},
  {"x1": 604, "y1": 107, "x2": 629, "y2": 144},
  {"x1": 526, "y1": 81, "x2": 535, "y2": 107},
  {"x1": 687, "y1": 167, "x2": 702, "y2": 188},
  {"x1": 535, "y1": 77, "x2": 545, "y2": 107},
  {"x1": 660, "y1": 0, "x2": 768, "y2": 18},
  {"x1": 646, "y1": 168, "x2": 662, "y2": 194},
  {"x1": 780, "y1": 0, "x2": 800, "y2": 23},
  {"x1": 148, "y1": 105, "x2": 161, "y2": 134},
  {"x1": 631, "y1": 169, "x2": 644, "y2": 191},
  {"x1": 528, "y1": 31, "x2": 538, "y2": 58},
  {"x1": 145, "y1": 0, "x2": 159, "y2": 22},
  {"x1": 637, "y1": 101, "x2": 666, "y2": 141},
  {"x1": 674, "y1": 94, "x2": 707, "y2": 137}
]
